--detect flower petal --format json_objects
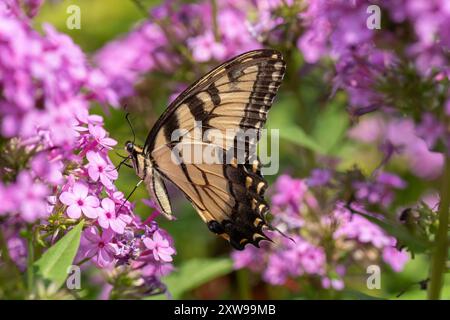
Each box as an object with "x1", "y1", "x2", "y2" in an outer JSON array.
[
  {"x1": 82, "y1": 205, "x2": 99, "y2": 219},
  {"x1": 82, "y1": 226, "x2": 101, "y2": 242},
  {"x1": 66, "y1": 204, "x2": 82, "y2": 219},
  {"x1": 97, "y1": 248, "x2": 114, "y2": 268},
  {"x1": 59, "y1": 191, "x2": 75, "y2": 205},
  {"x1": 100, "y1": 174, "x2": 113, "y2": 188},
  {"x1": 143, "y1": 237, "x2": 156, "y2": 250},
  {"x1": 88, "y1": 166, "x2": 99, "y2": 181},
  {"x1": 98, "y1": 214, "x2": 110, "y2": 229},
  {"x1": 73, "y1": 183, "x2": 88, "y2": 199},
  {"x1": 118, "y1": 214, "x2": 132, "y2": 224},
  {"x1": 158, "y1": 252, "x2": 173, "y2": 262},
  {"x1": 102, "y1": 137, "x2": 117, "y2": 147},
  {"x1": 85, "y1": 195, "x2": 100, "y2": 207},
  {"x1": 101, "y1": 198, "x2": 115, "y2": 212},
  {"x1": 109, "y1": 219, "x2": 125, "y2": 234}
]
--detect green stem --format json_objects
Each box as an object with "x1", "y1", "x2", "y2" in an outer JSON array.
[
  {"x1": 211, "y1": 0, "x2": 220, "y2": 42},
  {"x1": 236, "y1": 269, "x2": 251, "y2": 299},
  {"x1": 27, "y1": 231, "x2": 35, "y2": 294},
  {"x1": 428, "y1": 156, "x2": 450, "y2": 299},
  {"x1": 76, "y1": 256, "x2": 93, "y2": 266}
]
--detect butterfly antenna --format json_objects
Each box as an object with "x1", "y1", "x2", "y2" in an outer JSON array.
[{"x1": 125, "y1": 113, "x2": 136, "y2": 145}]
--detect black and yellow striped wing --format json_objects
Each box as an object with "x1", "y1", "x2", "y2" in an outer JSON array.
[{"x1": 144, "y1": 49, "x2": 286, "y2": 249}]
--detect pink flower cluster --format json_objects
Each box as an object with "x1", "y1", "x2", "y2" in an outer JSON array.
[
  {"x1": 297, "y1": 0, "x2": 449, "y2": 166},
  {"x1": 384, "y1": 0, "x2": 450, "y2": 76},
  {"x1": 232, "y1": 174, "x2": 409, "y2": 289},
  {"x1": 0, "y1": 5, "x2": 175, "y2": 286},
  {"x1": 94, "y1": 0, "x2": 263, "y2": 100},
  {"x1": 349, "y1": 115, "x2": 445, "y2": 180}
]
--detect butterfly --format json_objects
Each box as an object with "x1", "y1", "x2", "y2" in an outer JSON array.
[{"x1": 124, "y1": 49, "x2": 286, "y2": 250}]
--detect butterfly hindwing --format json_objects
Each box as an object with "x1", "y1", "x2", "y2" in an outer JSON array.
[{"x1": 143, "y1": 49, "x2": 286, "y2": 249}]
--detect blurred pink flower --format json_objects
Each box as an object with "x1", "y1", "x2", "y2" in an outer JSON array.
[
  {"x1": 7, "y1": 236, "x2": 27, "y2": 271},
  {"x1": 31, "y1": 153, "x2": 63, "y2": 185},
  {"x1": 272, "y1": 174, "x2": 307, "y2": 212},
  {"x1": 231, "y1": 244, "x2": 265, "y2": 272},
  {"x1": 188, "y1": 31, "x2": 226, "y2": 62},
  {"x1": 415, "y1": 113, "x2": 444, "y2": 149},
  {"x1": 445, "y1": 99, "x2": 450, "y2": 116},
  {"x1": 382, "y1": 245, "x2": 409, "y2": 272},
  {"x1": 353, "y1": 172, "x2": 406, "y2": 207},
  {"x1": 350, "y1": 117, "x2": 444, "y2": 180},
  {"x1": 334, "y1": 210, "x2": 391, "y2": 249},
  {"x1": 404, "y1": 140, "x2": 444, "y2": 180},
  {"x1": 348, "y1": 115, "x2": 385, "y2": 143},
  {"x1": 14, "y1": 171, "x2": 49, "y2": 222},
  {"x1": 322, "y1": 277, "x2": 344, "y2": 291}
]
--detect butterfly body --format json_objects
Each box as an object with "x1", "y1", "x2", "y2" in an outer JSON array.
[{"x1": 124, "y1": 49, "x2": 286, "y2": 250}]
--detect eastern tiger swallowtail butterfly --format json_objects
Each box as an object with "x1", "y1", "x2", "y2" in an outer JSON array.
[{"x1": 124, "y1": 49, "x2": 286, "y2": 250}]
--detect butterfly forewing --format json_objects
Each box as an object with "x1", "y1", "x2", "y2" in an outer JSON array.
[{"x1": 143, "y1": 49, "x2": 286, "y2": 250}]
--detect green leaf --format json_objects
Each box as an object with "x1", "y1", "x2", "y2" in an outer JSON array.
[
  {"x1": 154, "y1": 258, "x2": 233, "y2": 299},
  {"x1": 312, "y1": 102, "x2": 349, "y2": 154},
  {"x1": 279, "y1": 126, "x2": 325, "y2": 154},
  {"x1": 354, "y1": 211, "x2": 429, "y2": 253},
  {"x1": 33, "y1": 220, "x2": 84, "y2": 290}
]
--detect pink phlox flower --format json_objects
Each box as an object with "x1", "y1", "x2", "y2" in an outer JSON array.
[
  {"x1": 7, "y1": 236, "x2": 27, "y2": 271},
  {"x1": 88, "y1": 124, "x2": 117, "y2": 149},
  {"x1": 187, "y1": 31, "x2": 226, "y2": 62},
  {"x1": 97, "y1": 197, "x2": 132, "y2": 234},
  {"x1": 272, "y1": 174, "x2": 307, "y2": 213},
  {"x1": 86, "y1": 69, "x2": 120, "y2": 107},
  {"x1": 140, "y1": 259, "x2": 174, "y2": 278},
  {"x1": 44, "y1": 105, "x2": 79, "y2": 146},
  {"x1": 143, "y1": 230, "x2": 176, "y2": 262},
  {"x1": 376, "y1": 172, "x2": 407, "y2": 189},
  {"x1": 30, "y1": 153, "x2": 63, "y2": 185},
  {"x1": 14, "y1": 171, "x2": 49, "y2": 222},
  {"x1": 334, "y1": 212, "x2": 391, "y2": 248},
  {"x1": 382, "y1": 244, "x2": 409, "y2": 272},
  {"x1": 86, "y1": 151, "x2": 118, "y2": 188},
  {"x1": 415, "y1": 113, "x2": 444, "y2": 149},
  {"x1": 231, "y1": 245, "x2": 265, "y2": 272},
  {"x1": 107, "y1": 189, "x2": 133, "y2": 214},
  {"x1": 283, "y1": 236, "x2": 326, "y2": 276},
  {"x1": 82, "y1": 227, "x2": 118, "y2": 268},
  {"x1": 263, "y1": 252, "x2": 289, "y2": 285}
]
